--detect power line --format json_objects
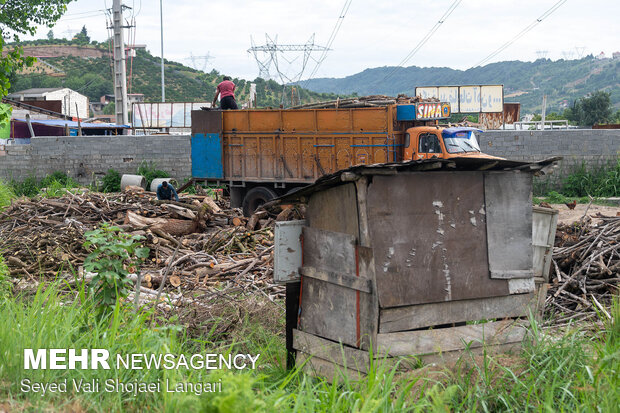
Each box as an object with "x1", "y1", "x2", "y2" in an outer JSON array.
[
  {"x1": 472, "y1": 0, "x2": 567, "y2": 68},
  {"x1": 379, "y1": 0, "x2": 461, "y2": 84},
  {"x1": 303, "y1": 0, "x2": 353, "y2": 82}
]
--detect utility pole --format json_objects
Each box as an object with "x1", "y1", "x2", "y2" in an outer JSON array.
[
  {"x1": 112, "y1": 0, "x2": 129, "y2": 127},
  {"x1": 160, "y1": 0, "x2": 165, "y2": 102}
]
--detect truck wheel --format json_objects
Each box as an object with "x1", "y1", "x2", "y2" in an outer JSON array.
[{"x1": 242, "y1": 186, "x2": 277, "y2": 217}]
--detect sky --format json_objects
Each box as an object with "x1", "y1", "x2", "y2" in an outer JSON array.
[{"x1": 21, "y1": 0, "x2": 620, "y2": 82}]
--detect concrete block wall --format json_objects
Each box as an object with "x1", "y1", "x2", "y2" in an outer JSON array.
[
  {"x1": 478, "y1": 129, "x2": 620, "y2": 190},
  {"x1": 0, "y1": 135, "x2": 191, "y2": 185}
]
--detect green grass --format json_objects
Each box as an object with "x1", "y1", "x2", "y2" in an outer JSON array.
[
  {"x1": 0, "y1": 282, "x2": 617, "y2": 412},
  {"x1": 9, "y1": 172, "x2": 79, "y2": 198},
  {"x1": 561, "y1": 160, "x2": 620, "y2": 198},
  {"x1": 0, "y1": 180, "x2": 16, "y2": 208}
]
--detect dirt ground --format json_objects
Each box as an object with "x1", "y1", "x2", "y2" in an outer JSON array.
[{"x1": 551, "y1": 203, "x2": 619, "y2": 225}]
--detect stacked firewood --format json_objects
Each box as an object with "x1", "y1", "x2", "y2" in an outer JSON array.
[
  {"x1": 545, "y1": 215, "x2": 619, "y2": 325},
  {"x1": 0, "y1": 189, "x2": 286, "y2": 305},
  {"x1": 289, "y1": 94, "x2": 438, "y2": 109}
]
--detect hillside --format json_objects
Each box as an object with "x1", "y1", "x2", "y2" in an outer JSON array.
[
  {"x1": 8, "y1": 39, "x2": 340, "y2": 109},
  {"x1": 302, "y1": 57, "x2": 620, "y2": 113}
]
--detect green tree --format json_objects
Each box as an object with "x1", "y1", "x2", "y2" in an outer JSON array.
[
  {"x1": 46, "y1": 29, "x2": 54, "y2": 40},
  {"x1": 74, "y1": 25, "x2": 89, "y2": 44},
  {"x1": 563, "y1": 91, "x2": 612, "y2": 126},
  {"x1": 0, "y1": 0, "x2": 74, "y2": 123}
]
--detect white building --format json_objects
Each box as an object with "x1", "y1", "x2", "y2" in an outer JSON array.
[{"x1": 7, "y1": 87, "x2": 89, "y2": 119}]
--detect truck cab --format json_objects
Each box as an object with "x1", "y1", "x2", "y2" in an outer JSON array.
[{"x1": 403, "y1": 126, "x2": 502, "y2": 161}]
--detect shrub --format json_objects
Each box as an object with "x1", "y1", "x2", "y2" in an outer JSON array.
[
  {"x1": 83, "y1": 224, "x2": 149, "y2": 314},
  {"x1": 101, "y1": 169, "x2": 121, "y2": 192},
  {"x1": 137, "y1": 161, "x2": 169, "y2": 189}
]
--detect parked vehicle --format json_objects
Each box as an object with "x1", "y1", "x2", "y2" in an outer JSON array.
[{"x1": 189, "y1": 101, "x2": 498, "y2": 215}]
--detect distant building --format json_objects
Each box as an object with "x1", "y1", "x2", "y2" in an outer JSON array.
[
  {"x1": 595, "y1": 51, "x2": 606, "y2": 60},
  {"x1": 613, "y1": 51, "x2": 620, "y2": 59},
  {"x1": 7, "y1": 87, "x2": 88, "y2": 118},
  {"x1": 128, "y1": 93, "x2": 145, "y2": 105}
]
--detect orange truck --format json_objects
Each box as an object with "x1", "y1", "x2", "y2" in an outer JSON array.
[{"x1": 190, "y1": 101, "x2": 497, "y2": 215}]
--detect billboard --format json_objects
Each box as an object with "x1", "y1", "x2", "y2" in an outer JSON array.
[
  {"x1": 132, "y1": 102, "x2": 212, "y2": 128},
  {"x1": 415, "y1": 85, "x2": 503, "y2": 113}
]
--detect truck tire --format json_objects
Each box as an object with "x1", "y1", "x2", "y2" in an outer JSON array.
[{"x1": 242, "y1": 186, "x2": 278, "y2": 217}]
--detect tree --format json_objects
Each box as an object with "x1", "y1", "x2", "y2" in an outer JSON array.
[
  {"x1": 74, "y1": 25, "x2": 89, "y2": 44},
  {"x1": 0, "y1": 0, "x2": 74, "y2": 125},
  {"x1": 565, "y1": 91, "x2": 613, "y2": 126},
  {"x1": 46, "y1": 29, "x2": 54, "y2": 40}
]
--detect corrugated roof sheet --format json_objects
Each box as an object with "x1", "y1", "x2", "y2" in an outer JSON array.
[
  {"x1": 13, "y1": 118, "x2": 129, "y2": 129},
  {"x1": 273, "y1": 157, "x2": 562, "y2": 205},
  {"x1": 8, "y1": 87, "x2": 64, "y2": 95}
]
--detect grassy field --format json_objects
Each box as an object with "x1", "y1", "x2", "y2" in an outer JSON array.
[
  {"x1": 0, "y1": 178, "x2": 618, "y2": 412},
  {"x1": 0, "y1": 281, "x2": 617, "y2": 412}
]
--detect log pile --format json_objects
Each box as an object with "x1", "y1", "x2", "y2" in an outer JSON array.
[
  {"x1": 288, "y1": 94, "x2": 438, "y2": 109},
  {"x1": 545, "y1": 215, "x2": 619, "y2": 325},
  {"x1": 0, "y1": 189, "x2": 284, "y2": 306}
]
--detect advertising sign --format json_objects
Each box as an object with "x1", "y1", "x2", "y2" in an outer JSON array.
[
  {"x1": 133, "y1": 102, "x2": 211, "y2": 129},
  {"x1": 415, "y1": 85, "x2": 503, "y2": 113}
]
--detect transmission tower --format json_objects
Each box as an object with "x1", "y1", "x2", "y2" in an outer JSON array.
[
  {"x1": 247, "y1": 34, "x2": 329, "y2": 84},
  {"x1": 185, "y1": 52, "x2": 212, "y2": 72},
  {"x1": 535, "y1": 50, "x2": 549, "y2": 60},
  {"x1": 562, "y1": 50, "x2": 574, "y2": 60},
  {"x1": 575, "y1": 46, "x2": 586, "y2": 58}
]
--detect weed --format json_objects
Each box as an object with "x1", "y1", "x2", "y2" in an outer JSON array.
[
  {"x1": 83, "y1": 224, "x2": 149, "y2": 314},
  {"x1": 562, "y1": 160, "x2": 620, "y2": 197},
  {"x1": 100, "y1": 169, "x2": 121, "y2": 192},
  {"x1": 137, "y1": 161, "x2": 169, "y2": 189},
  {"x1": 0, "y1": 180, "x2": 15, "y2": 209}
]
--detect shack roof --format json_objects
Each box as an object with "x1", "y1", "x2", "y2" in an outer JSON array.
[
  {"x1": 275, "y1": 156, "x2": 561, "y2": 204},
  {"x1": 13, "y1": 118, "x2": 130, "y2": 129}
]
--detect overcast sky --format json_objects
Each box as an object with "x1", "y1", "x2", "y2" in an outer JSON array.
[{"x1": 23, "y1": 0, "x2": 620, "y2": 81}]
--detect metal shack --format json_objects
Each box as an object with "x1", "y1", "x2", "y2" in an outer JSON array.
[{"x1": 275, "y1": 157, "x2": 558, "y2": 380}]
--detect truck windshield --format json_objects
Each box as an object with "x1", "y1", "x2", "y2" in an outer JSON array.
[{"x1": 442, "y1": 130, "x2": 481, "y2": 153}]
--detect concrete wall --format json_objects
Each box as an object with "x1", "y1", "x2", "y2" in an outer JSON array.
[
  {"x1": 0, "y1": 135, "x2": 191, "y2": 185},
  {"x1": 478, "y1": 129, "x2": 619, "y2": 189},
  {"x1": 0, "y1": 130, "x2": 617, "y2": 192}
]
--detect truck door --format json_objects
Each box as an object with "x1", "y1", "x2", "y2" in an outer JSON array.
[{"x1": 417, "y1": 132, "x2": 444, "y2": 160}]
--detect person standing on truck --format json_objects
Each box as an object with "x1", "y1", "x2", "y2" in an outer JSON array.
[
  {"x1": 156, "y1": 181, "x2": 179, "y2": 201},
  {"x1": 212, "y1": 76, "x2": 238, "y2": 110}
]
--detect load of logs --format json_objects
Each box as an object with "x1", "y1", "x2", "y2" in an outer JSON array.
[
  {"x1": 288, "y1": 94, "x2": 438, "y2": 109},
  {"x1": 0, "y1": 188, "x2": 301, "y2": 313},
  {"x1": 545, "y1": 214, "x2": 619, "y2": 325}
]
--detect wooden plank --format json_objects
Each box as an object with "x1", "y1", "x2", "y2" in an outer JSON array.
[
  {"x1": 296, "y1": 351, "x2": 365, "y2": 383},
  {"x1": 416, "y1": 342, "x2": 523, "y2": 365},
  {"x1": 379, "y1": 293, "x2": 535, "y2": 333},
  {"x1": 357, "y1": 245, "x2": 378, "y2": 351},
  {"x1": 300, "y1": 266, "x2": 372, "y2": 293},
  {"x1": 293, "y1": 329, "x2": 371, "y2": 373},
  {"x1": 306, "y1": 183, "x2": 358, "y2": 237},
  {"x1": 367, "y1": 172, "x2": 509, "y2": 307},
  {"x1": 485, "y1": 172, "x2": 534, "y2": 279},
  {"x1": 376, "y1": 320, "x2": 528, "y2": 356},
  {"x1": 302, "y1": 227, "x2": 357, "y2": 275}
]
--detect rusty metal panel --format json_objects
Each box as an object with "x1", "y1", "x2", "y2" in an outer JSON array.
[
  {"x1": 480, "y1": 112, "x2": 504, "y2": 130},
  {"x1": 503, "y1": 103, "x2": 520, "y2": 124},
  {"x1": 191, "y1": 110, "x2": 221, "y2": 135},
  {"x1": 485, "y1": 172, "x2": 533, "y2": 279},
  {"x1": 366, "y1": 172, "x2": 509, "y2": 308}
]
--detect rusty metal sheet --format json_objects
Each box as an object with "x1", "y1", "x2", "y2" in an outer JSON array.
[
  {"x1": 191, "y1": 110, "x2": 222, "y2": 135},
  {"x1": 479, "y1": 112, "x2": 504, "y2": 130},
  {"x1": 366, "y1": 172, "x2": 509, "y2": 308},
  {"x1": 503, "y1": 103, "x2": 520, "y2": 124}
]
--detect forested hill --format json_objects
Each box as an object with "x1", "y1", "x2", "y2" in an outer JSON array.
[
  {"x1": 302, "y1": 57, "x2": 620, "y2": 113},
  {"x1": 8, "y1": 39, "x2": 339, "y2": 108}
]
